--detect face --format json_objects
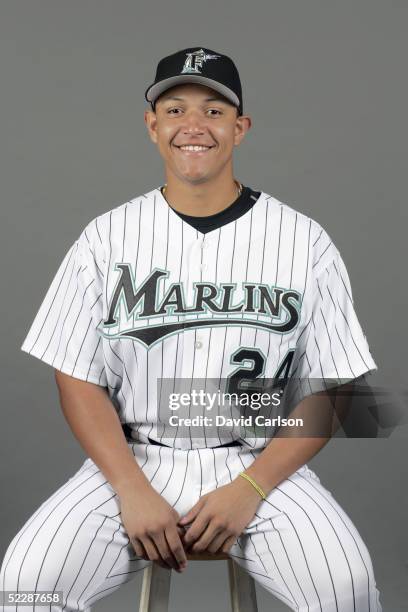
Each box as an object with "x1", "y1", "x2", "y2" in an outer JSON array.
[{"x1": 144, "y1": 83, "x2": 251, "y2": 185}]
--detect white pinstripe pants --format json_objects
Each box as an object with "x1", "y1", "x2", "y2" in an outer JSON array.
[{"x1": 1, "y1": 443, "x2": 382, "y2": 611}]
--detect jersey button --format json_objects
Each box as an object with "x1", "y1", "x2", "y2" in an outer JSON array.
[{"x1": 195, "y1": 340, "x2": 203, "y2": 349}]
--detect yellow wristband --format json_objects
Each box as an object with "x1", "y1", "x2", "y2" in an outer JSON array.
[{"x1": 238, "y1": 472, "x2": 266, "y2": 499}]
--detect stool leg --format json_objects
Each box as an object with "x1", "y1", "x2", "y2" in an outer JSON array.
[
  {"x1": 138, "y1": 563, "x2": 172, "y2": 612},
  {"x1": 227, "y1": 559, "x2": 258, "y2": 612}
]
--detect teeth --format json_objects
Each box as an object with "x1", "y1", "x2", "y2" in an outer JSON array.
[{"x1": 179, "y1": 145, "x2": 211, "y2": 151}]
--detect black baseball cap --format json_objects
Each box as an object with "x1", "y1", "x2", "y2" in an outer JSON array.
[{"x1": 144, "y1": 47, "x2": 243, "y2": 115}]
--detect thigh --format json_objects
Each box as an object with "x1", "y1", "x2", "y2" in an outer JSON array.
[
  {"x1": 0, "y1": 458, "x2": 149, "y2": 611},
  {"x1": 228, "y1": 463, "x2": 382, "y2": 612}
]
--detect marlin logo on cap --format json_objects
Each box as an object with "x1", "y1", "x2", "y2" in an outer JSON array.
[{"x1": 181, "y1": 48, "x2": 221, "y2": 74}]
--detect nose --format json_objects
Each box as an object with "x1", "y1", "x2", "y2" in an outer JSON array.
[{"x1": 181, "y1": 110, "x2": 206, "y2": 134}]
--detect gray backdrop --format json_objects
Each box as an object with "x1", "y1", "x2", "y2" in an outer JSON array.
[{"x1": 1, "y1": 1, "x2": 407, "y2": 610}]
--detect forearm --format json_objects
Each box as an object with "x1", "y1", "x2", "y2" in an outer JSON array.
[
  {"x1": 242, "y1": 385, "x2": 350, "y2": 496},
  {"x1": 243, "y1": 435, "x2": 329, "y2": 496},
  {"x1": 54, "y1": 370, "x2": 151, "y2": 498}
]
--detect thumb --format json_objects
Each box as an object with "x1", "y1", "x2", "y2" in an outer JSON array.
[{"x1": 178, "y1": 500, "x2": 203, "y2": 524}]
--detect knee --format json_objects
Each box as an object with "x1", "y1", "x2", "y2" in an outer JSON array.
[
  {"x1": 1, "y1": 542, "x2": 75, "y2": 611},
  {"x1": 1, "y1": 539, "x2": 38, "y2": 593},
  {"x1": 0, "y1": 535, "x2": 60, "y2": 594},
  {"x1": 295, "y1": 561, "x2": 376, "y2": 612},
  {"x1": 332, "y1": 560, "x2": 376, "y2": 609},
  {"x1": 348, "y1": 557, "x2": 381, "y2": 609}
]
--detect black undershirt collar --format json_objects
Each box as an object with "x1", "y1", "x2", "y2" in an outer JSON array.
[{"x1": 161, "y1": 185, "x2": 262, "y2": 234}]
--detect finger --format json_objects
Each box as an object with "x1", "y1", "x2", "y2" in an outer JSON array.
[
  {"x1": 220, "y1": 535, "x2": 239, "y2": 554},
  {"x1": 206, "y1": 531, "x2": 231, "y2": 554},
  {"x1": 165, "y1": 526, "x2": 188, "y2": 568},
  {"x1": 142, "y1": 537, "x2": 171, "y2": 570},
  {"x1": 178, "y1": 499, "x2": 204, "y2": 525},
  {"x1": 177, "y1": 524, "x2": 189, "y2": 545},
  {"x1": 130, "y1": 536, "x2": 148, "y2": 560},
  {"x1": 189, "y1": 521, "x2": 223, "y2": 552},
  {"x1": 183, "y1": 517, "x2": 211, "y2": 549},
  {"x1": 153, "y1": 532, "x2": 181, "y2": 571}
]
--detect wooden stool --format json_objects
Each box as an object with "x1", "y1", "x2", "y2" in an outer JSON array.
[{"x1": 138, "y1": 551, "x2": 258, "y2": 612}]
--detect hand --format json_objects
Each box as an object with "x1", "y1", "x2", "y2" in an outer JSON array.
[
  {"x1": 119, "y1": 484, "x2": 188, "y2": 573},
  {"x1": 178, "y1": 477, "x2": 263, "y2": 555}
]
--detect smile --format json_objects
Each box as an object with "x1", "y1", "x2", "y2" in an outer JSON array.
[{"x1": 174, "y1": 144, "x2": 215, "y2": 155}]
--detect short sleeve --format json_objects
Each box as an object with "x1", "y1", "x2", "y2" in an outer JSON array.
[
  {"x1": 20, "y1": 222, "x2": 107, "y2": 386},
  {"x1": 294, "y1": 247, "x2": 378, "y2": 383}
]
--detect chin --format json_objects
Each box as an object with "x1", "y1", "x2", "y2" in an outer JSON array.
[
  {"x1": 176, "y1": 168, "x2": 211, "y2": 183},
  {"x1": 182, "y1": 174, "x2": 212, "y2": 185}
]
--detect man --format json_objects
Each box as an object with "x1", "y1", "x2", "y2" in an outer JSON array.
[{"x1": 1, "y1": 47, "x2": 382, "y2": 610}]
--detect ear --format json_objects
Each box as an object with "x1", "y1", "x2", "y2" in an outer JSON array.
[
  {"x1": 234, "y1": 114, "x2": 252, "y2": 147},
  {"x1": 144, "y1": 108, "x2": 158, "y2": 144}
]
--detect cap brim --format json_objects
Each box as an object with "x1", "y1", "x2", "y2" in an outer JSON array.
[{"x1": 145, "y1": 75, "x2": 240, "y2": 109}]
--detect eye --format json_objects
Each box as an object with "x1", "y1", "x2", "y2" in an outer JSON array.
[{"x1": 166, "y1": 108, "x2": 223, "y2": 116}]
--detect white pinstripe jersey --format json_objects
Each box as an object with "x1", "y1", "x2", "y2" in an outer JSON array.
[{"x1": 21, "y1": 187, "x2": 377, "y2": 449}]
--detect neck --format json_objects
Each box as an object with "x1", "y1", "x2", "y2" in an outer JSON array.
[{"x1": 161, "y1": 174, "x2": 242, "y2": 217}]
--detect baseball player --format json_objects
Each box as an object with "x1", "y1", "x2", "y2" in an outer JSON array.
[{"x1": 0, "y1": 47, "x2": 382, "y2": 611}]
